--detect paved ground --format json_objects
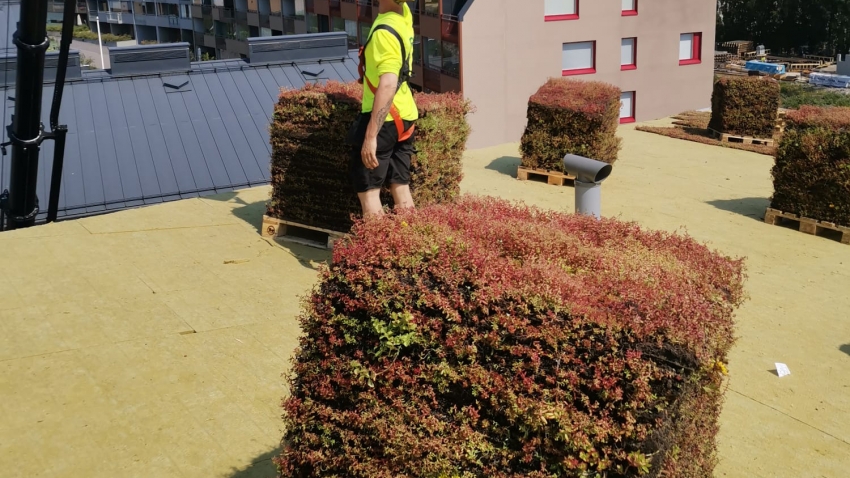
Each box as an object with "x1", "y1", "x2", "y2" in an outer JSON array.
[
  {"x1": 70, "y1": 39, "x2": 110, "y2": 69},
  {"x1": 1, "y1": 122, "x2": 848, "y2": 477}
]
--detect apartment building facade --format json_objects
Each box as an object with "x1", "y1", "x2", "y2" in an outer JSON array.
[
  {"x1": 460, "y1": 0, "x2": 717, "y2": 148},
  {"x1": 82, "y1": 0, "x2": 465, "y2": 91},
  {"x1": 81, "y1": 0, "x2": 716, "y2": 148}
]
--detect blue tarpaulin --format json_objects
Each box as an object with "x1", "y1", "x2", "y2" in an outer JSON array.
[{"x1": 745, "y1": 60, "x2": 787, "y2": 75}]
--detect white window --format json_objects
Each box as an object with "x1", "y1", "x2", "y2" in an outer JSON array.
[
  {"x1": 562, "y1": 41, "x2": 594, "y2": 75},
  {"x1": 620, "y1": 91, "x2": 635, "y2": 122},
  {"x1": 545, "y1": 0, "x2": 577, "y2": 17},
  {"x1": 679, "y1": 33, "x2": 694, "y2": 60},
  {"x1": 622, "y1": 0, "x2": 637, "y2": 13},
  {"x1": 621, "y1": 38, "x2": 636, "y2": 68},
  {"x1": 679, "y1": 32, "x2": 702, "y2": 64}
]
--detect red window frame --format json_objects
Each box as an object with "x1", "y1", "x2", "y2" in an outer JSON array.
[
  {"x1": 679, "y1": 32, "x2": 702, "y2": 66},
  {"x1": 620, "y1": 91, "x2": 636, "y2": 124},
  {"x1": 621, "y1": 37, "x2": 637, "y2": 71},
  {"x1": 545, "y1": 0, "x2": 579, "y2": 21},
  {"x1": 561, "y1": 40, "x2": 596, "y2": 76},
  {"x1": 622, "y1": 0, "x2": 638, "y2": 16}
]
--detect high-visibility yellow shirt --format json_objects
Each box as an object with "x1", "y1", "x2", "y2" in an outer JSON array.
[{"x1": 361, "y1": 3, "x2": 419, "y2": 122}]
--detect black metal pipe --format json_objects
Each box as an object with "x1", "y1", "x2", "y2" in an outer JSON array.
[
  {"x1": 6, "y1": 0, "x2": 49, "y2": 229},
  {"x1": 46, "y1": 127, "x2": 66, "y2": 223},
  {"x1": 45, "y1": 0, "x2": 77, "y2": 223}
]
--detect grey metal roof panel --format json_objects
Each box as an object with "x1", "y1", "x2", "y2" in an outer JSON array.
[{"x1": 1, "y1": 48, "x2": 363, "y2": 222}]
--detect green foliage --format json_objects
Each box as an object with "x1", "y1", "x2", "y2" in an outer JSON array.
[
  {"x1": 717, "y1": 0, "x2": 850, "y2": 55},
  {"x1": 520, "y1": 78, "x2": 622, "y2": 171},
  {"x1": 772, "y1": 105, "x2": 850, "y2": 225},
  {"x1": 708, "y1": 76, "x2": 780, "y2": 138},
  {"x1": 267, "y1": 81, "x2": 472, "y2": 232},
  {"x1": 780, "y1": 83, "x2": 850, "y2": 108},
  {"x1": 276, "y1": 196, "x2": 747, "y2": 478}
]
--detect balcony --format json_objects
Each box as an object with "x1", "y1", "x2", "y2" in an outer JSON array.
[
  {"x1": 260, "y1": 14, "x2": 271, "y2": 28},
  {"x1": 99, "y1": 11, "x2": 134, "y2": 24},
  {"x1": 204, "y1": 34, "x2": 217, "y2": 48},
  {"x1": 248, "y1": 9, "x2": 260, "y2": 26},
  {"x1": 191, "y1": 4, "x2": 204, "y2": 18},
  {"x1": 441, "y1": 15, "x2": 458, "y2": 43},
  {"x1": 329, "y1": 0, "x2": 342, "y2": 16},
  {"x1": 341, "y1": 0, "x2": 357, "y2": 20},
  {"x1": 47, "y1": 0, "x2": 89, "y2": 14},
  {"x1": 235, "y1": 9, "x2": 248, "y2": 22},
  {"x1": 357, "y1": 0, "x2": 374, "y2": 22},
  {"x1": 215, "y1": 35, "x2": 226, "y2": 50},
  {"x1": 194, "y1": 31, "x2": 205, "y2": 47},
  {"x1": 270, "y1": 13, "x2": 284, "y2": 32},
  {"x1": 314, "y1": 0, "x2": 330, "y2": 16}
]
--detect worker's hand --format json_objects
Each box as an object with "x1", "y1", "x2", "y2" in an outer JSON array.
[{"x1": 361, "y1": 135, "x2": 379, "y2": 170}]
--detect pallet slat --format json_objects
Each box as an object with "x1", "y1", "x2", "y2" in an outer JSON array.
[
  {"x1": 516, "y1": 166, "x2": 576, "y2": 186},
  {"x1": 262, "y1": 215, "x2": 346, "y2": 250},
  {"x1": 764, "y1": 208, "x2": 850, "y2": 244},
  {"x1": 708, "y1": 128, "x2": 775, "y2": 146}
]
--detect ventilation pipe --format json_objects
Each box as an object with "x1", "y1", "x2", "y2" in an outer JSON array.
[{"x1": 562, "y1": 154, "x2": 613, "y2": 219}]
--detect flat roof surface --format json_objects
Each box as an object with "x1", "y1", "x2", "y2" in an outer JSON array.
[{"x1": 1, "y1": 124, "x2": 849, "y2": 476}]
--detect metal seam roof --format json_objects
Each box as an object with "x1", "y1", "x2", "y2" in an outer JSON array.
[{"x1": 0, "y1": 49, "x2": 361, "y2": 222}]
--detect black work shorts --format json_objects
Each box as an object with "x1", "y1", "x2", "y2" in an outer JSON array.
[{"x1": 348, "y1": 113, "x2": 417, "y2": 193}]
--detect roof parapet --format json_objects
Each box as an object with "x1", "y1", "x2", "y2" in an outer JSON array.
[
  {"x1": 247, "y1": 32, "x2": 349, "y2": 65},
  {"x1": 109, "y1": 42, "x2": 191, "y2": 77}
]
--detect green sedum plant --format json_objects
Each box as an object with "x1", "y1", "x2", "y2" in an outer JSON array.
[
  {"x1": 708, "y1": 76, "x2": 780, "y2": 138},
  {"x1": 267, "y1": 81, "x2": 471, "y2": 232},
  {"x1": 276, "y1": 196, "x2": 747, "y2": 478},
  {"x1": 520, "y1": 78, "x2": 623, "y2": 171},
  {"x1": 772, "y1": 105, "x2": 850, "y2": 225}
]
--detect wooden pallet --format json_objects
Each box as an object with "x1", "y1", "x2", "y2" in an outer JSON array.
[
  {"x1": 261, "y1": 215, "x2": 346, "y2": 249},
  {"x1": 708, "y1": 128, "x2": 775, "y2": 146},
  {"x1": 764, "y1": 208, "x2": 850, "y2": 244},
  {"x1": 516, "y1": 166, "x2": 576, "y2": 186}
]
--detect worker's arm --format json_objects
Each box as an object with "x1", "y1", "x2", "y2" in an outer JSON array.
[{"x1": 361, "y1": 72, "x2": 399, "y2": 169}]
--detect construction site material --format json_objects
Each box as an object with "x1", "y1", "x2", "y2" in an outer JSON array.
[
  {"x1": 808, "y1": 72, "x2": 850, "y2": 88},
  {"x1": 261, "y1": 215, "x2": 345, "y2": 249},
  {"x1": 746, "y1": 60, "x2": 786, "y2": 75},
  {"x1": 516, "y1": 166, "x2": 576, "y2": 186},
  {"x1": 709, "y1": 128, "x2": 775, "y2": 146},
  {"x1": 764, "y1": 208, "x2": 850, "y2": 245},
  {"x1": 721, "y1": 40, "x2": 753, "y2": 56}
]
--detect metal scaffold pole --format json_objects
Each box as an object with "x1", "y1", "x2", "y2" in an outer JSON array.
[{"x1": 2, "y1": 0, "x2": 49, "y2": 229}]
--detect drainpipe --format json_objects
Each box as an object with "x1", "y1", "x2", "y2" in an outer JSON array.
[
  {"x1": 2, "y1": 0, "x2": 49, "y2": 230},
  {"x1": 562, "y1": 154, "x2": 613, "y2": 219}
]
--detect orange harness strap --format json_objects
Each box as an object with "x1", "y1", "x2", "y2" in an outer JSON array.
[{"x1": 365, "y1": 76, "x2": 414, "y2": 142}]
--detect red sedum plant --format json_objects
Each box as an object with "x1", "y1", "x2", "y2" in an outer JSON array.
[
  {"x1": 520, "y1": 78, "x2": 623, "y2": 170},
  {"x1": 276, "y1": 196, "x2": 746, "y2": 478},
  {"x1": 267, "y1": 81, "x2": 471, "y2": 233},
  {"x1": 772, "y1": 105, "x2": 850, "y2": 225}
]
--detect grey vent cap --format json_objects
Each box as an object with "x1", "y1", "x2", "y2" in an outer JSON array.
[
  {"x1": 109, "y1": 42, "x2": 191, "y2": 77},
  {"x1": 248, "y1": 32, "x2": 349, "y2": 64}
]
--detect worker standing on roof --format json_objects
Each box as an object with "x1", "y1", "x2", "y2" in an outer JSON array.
[{"x1": 348, "y1": 0, "x2": 418, "y2": 216}]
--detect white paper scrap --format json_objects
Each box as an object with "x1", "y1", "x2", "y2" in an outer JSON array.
[{"x1": 775, "y1": 363, "x2": 791, "y2": 378}]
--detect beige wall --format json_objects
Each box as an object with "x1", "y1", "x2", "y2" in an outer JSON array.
[{"x1": 461, "y1": 0, "x2": 717, "y2": 149}]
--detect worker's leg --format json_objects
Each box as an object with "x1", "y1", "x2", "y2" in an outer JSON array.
[
  {"x1": 357, "y1": 188, "x2": 385, "y2": 216},
  {"x1": 349, "y1": 116, "x2": 393, "y2": 216},
  {"x1": 388, "y1": 124, "x2": 416, "y2": 210}
]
